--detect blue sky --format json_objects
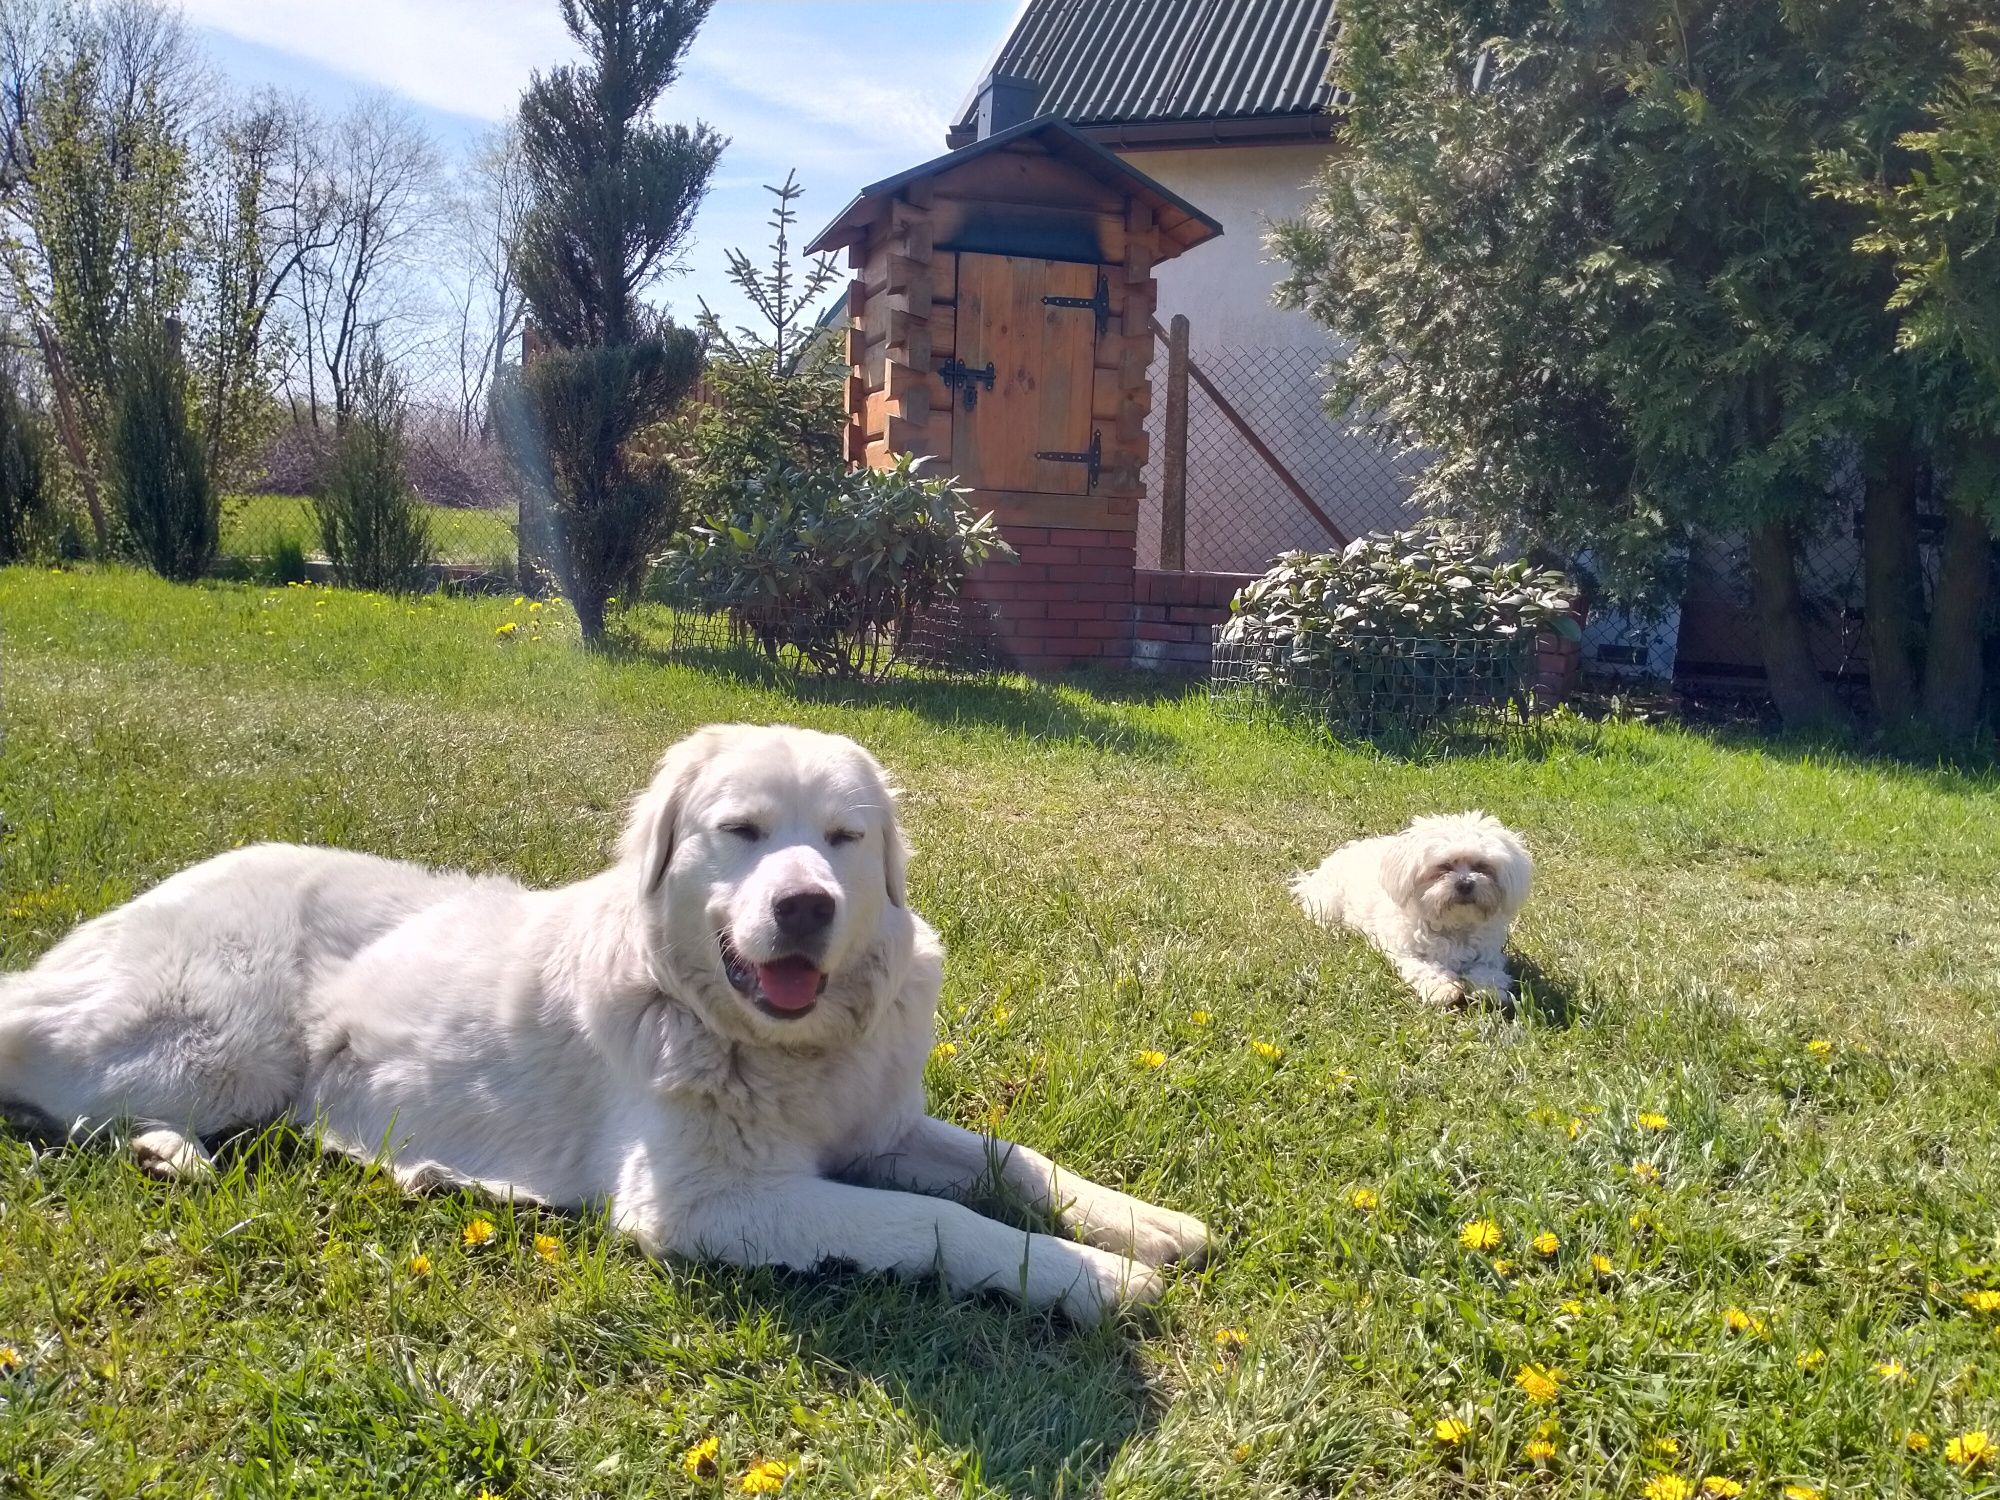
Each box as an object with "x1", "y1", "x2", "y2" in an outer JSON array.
[{"x1": 185, "y1": 0, "x2": 1021, "y2": 333}]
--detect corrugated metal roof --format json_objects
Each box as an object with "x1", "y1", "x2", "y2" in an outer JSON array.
[{"x1": 948, "y1": 0, "x2": 1337, "y2": 143}]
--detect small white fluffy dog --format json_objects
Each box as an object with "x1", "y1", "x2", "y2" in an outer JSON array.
[
  {"x1": 1292, "y1": 811, "x2": 1532, "y2": 1007},
  {"x1": 0, "y1": 724, "x2": 1207, "y2": 1323}
]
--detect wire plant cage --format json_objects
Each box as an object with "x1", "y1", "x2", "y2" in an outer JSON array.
[
  {"x1": 1210, "y1": 628, "x2": 1544, "y2": 745},
  {"x1": 661, "y1": 595, "x2": 1006, "y2": 684}
]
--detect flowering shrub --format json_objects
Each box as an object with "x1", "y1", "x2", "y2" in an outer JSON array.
[{"x1": 659, "y1": 454, "x2": 1013, "y2": 679}]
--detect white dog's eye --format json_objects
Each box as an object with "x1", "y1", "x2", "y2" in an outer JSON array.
[
  {"x1": 718, "y1": 821, "x2": 765, "y2": 842},
  {"x1": 827, "y1": 828, "x2": 863, "y2": 847}
]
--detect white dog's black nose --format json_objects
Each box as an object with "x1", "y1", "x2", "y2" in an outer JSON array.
[
  {"x1": 774, "y1": 888, "x2": 837, "y2": 941},
  {"x1": 1454, "y1": 874, "x2": 1478, "y2": 897}
]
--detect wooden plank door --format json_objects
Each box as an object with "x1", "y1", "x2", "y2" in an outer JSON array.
[{"x1": 952, "y1": 253, "x2": 1099, "y2": 495}]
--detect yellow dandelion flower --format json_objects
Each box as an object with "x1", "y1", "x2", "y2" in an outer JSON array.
[
  {"x1": 931, "y1": 1042, "x2": 958, "y2": 1060},
  {"x1": 1700, "y1": 1479, "x2": 1744, "y2": 1498},
  {"x1": 1874, "y1": 1358, "x2": 1913, "y2": 1384},
  {"x1": 1567, "y1": 1116, "x2": 1583, "y2": 1139},
  {"x1": 1230, "y1": 1441, "x2": 1252, "y2": 1463},
  {"x1": 495, "y1": 621, "x2": 518, "y2": 637},
  {"x1": 991, "y1": 1005, "x2": 1011, "y2": 1025},
  {"x1": 1782, "y1": 1486, "x2": 1823, "y2": 1500},
  {"x1": 739, "y1": 1458, "x2": 791, "y2": 1493},
  {"x1": 1962, "y1": 1289, "x2": 2000, "y2": 1315},
  {"x1": 1532, "y1": 1231, "x2": 1561, "y2": 1256},
  {"x1": 473, "y1": 1490, "x2": 503, "y2": 1500},
  {"x1": 1629, "y1": 1159, "x2": 1660, "y2": 1184},
  {"x1": 533, "y1": 1234, "x2": 562, "y2": 1263},
  {"x1": 528, "y1": 601, "x2": 544, "y2": 612},
  {"x1": 1136, "y1": 1048, "x2": 1167, "y2": 1069},
  {"x1": 406, "y1": 1253, "x2": 432, "y2": 1278},
  {"x1": 512, "y1": 595, "x2": 526, "y2": 606},
  {"x1": 1796, "y1": 1347, "x2": 1826, "y2": 1371},
  {"x1": 1249, "y1": 1038, "x2": 1283, "y2": 1062},
  {"x1": 0, "y1": 1346, "x2": 21, "y2": 1374},
  {"x1": 461, "y1": 1218, "x2": 497, "y2": 1248},
  {"x1": 1524, "y1": 1438, "x2": 1556, "y2": 1461},
  {"x1": 1652, "y1": 1437, "x2": 1681, "y2": 1456},
  {"x1": 1643, "y1": 1477, "x2": 1691, "y2": 1500},
  {"x1": 1629, "y1": 1211, "x2": 1653, "y2": 1231},
  {"x1": 1189, "y1": 1009, "x2": 1212, "y2": 1026},
  {"x1": 682, "y1": 1435, "x2": 720, "y2": 1478},
  {"x1": 1945, "y1": 1431, "x2": 1992, "y2": 1468},
  {"x1": 1514, "y1": 1364, "x2": 1561, "y2": 1402},
  {"x1": 1637, "y1": 1111, "x2": 1669, "y2": 1131},
  {"x1": 1905, "y1": 1431, "x2": 1931, "y2": 1452},
  {"x1": 1492, "y1": 1258, "x2": 1517, "y2": 1277},
  {"x1": 1349, "y1": 1187, "x2": 1380, "y2": 1211},
  {"x1": 1560, "y1": 1299, "x2": 1585, "y2": 1316},
  {"x1": 978, "y1": 1102, "x2": 1007, "y2": 1130},
  {"x1": 1805, "y1": 1039, "x2": 1834, "y2": 1060},
  {"x1": 1214, "y1": 1327, "x2": 1248, "y2": 1349},
  {"x1": 1460, "y1": 1218, "x2": 1503, "y2": 1252},
  {"x1": 1722, "y1": 1307, "x2": 1766, "y2": 1336},
  {"x1": 1434, "y1": 1417, "x2": 1470, "y2": 1445},
  {"x1": 1591, "y1": 1254, "x2": 1615, "y2": 1276}
]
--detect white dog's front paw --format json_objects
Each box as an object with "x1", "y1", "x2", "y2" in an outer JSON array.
[
  {"x1": 1056, "y1": 1242, "x2": 1165, "y2": 1325},
  {"x1": 1419, "y1": 975, "x2": 1469, "y2": 1008},
  {"x1": 1113, "y1": 1203, "x2": 1210, "y2": 1269},
  {"x1": 129, "y1": 1127, "x2": 214, "y2": 1182}
]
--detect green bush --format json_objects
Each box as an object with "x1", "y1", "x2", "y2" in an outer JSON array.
[
  {"x1": 313, "y1": 346, "x2": 434, "y2": 594},
  {"x1": 266, "y1": 534, "x2": 308, "y2": 586},
  {"x1": 0, "y1": 369, "x2": 56, "y2": 564},
  {"x1": 660, "y1": 454, "x2": 1014, "y2": 678},
  {"x1": 1224, "y1": 521, "x2": 1580, "y2": 652},
  {"x1": 110, "y1": 329, "x2": 217, "y2": 582}
]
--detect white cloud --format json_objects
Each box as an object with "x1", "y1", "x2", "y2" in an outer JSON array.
[{"x1": 177, "y1": 0, "x2": 568, "y2": 119}]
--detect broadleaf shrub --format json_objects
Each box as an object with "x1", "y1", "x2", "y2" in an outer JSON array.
[
  {"x1": 313, "y1": 345, "x2": 434, "y2": 594},
  {"x1": 660, "y1": 454, "x2": 1014, "y2": 679},
  {"x1": 110, "y1": 328, "x2": 217, "y2": 582},
  {"x1": 1223, "y1": 521, "x2": 1580, "y2": 651}
]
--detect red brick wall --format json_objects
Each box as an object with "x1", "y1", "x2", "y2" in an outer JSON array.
[
  {"x1": 1131, "y1": 569, "x2": 1257, "y2": 672},
  {"x1": 964, "y1": 525, "x2": 1138, "y2": 674}
]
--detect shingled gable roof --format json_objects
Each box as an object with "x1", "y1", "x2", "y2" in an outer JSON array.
[
  {"x1": 945, "y1": 0, "x2": 1339, "y2": 150},
  {"x1": 804, "y1": 116, "x2": 1223, "y2": 260}
]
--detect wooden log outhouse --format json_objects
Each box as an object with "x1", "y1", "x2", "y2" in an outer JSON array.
[{"x1": 807, "y1": 113, "x2": 1221, "y2": 672}]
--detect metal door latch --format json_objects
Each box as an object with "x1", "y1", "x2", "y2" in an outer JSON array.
[
  {"x1": 1035, "y1": 428, "x2": 1102, "y2": 491},
  {"x1": 940, "y1": 359, "x2": 995, "y2": 410},
  {"x1": 1042, "y1": 273, "x2": 1111, "y2": 340}
]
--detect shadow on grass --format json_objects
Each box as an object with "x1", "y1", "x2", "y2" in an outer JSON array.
[
  {"x1": 603, "y1": 627, "x2": 1197, "y2": 759},
  {"x1": 1510, "y1": 951, "x2": 1579, "y2": 1029}
]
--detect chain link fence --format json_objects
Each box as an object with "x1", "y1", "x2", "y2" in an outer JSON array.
[{"x1": 1138, "y1": 340, "x2": 1423, "y2": 575}]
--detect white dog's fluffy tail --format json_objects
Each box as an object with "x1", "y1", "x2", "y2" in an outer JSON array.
[
  {"x1": 1290, "y1": 858, "x2": 1345, "y2": 927},
  {"x1": 0, "y1": 972, "x2": 41, "y2": 1104}
]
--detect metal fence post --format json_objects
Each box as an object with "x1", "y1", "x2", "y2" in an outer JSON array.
[{"x1": 1161, "y1": 313, "x2": 1189, "y2": 572}]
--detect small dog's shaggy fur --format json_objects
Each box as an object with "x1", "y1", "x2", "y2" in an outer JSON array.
[{"x1": 1292, "y1": 811, "x2": 1533, "y2": 1007}]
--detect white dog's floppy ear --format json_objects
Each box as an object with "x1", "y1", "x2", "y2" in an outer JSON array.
[
  {"x1": 1491, "y1": 824, "x2": 1534, "y2": 917},
  {"x1": 1379, "y1": 831, "x2": 1431, "y2": 908},
  {"x1": 620, "y1": 727, "x2": 731, "y2": 900},
  {"x1": 882, "y1": 809, "x2": 910, "y2": 908}
]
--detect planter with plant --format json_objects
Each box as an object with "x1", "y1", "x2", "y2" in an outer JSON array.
[{"x1": 1216, "y1": 521, "x2": 1580, "y2": 735}]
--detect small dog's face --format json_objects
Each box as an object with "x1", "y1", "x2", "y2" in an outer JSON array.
[
  {"x1": 1384, "y1": 813, "x2": 1532, "y2": 932},
  {"x1": 623, "y1": 725, "x2": 912, "y2": 1048}
]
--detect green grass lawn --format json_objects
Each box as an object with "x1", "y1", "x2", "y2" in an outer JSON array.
[
  {"x1": 3, "y1": 566, "x2": 1999, "y2": 1499},
  {"x1": 221, "y1": 493, "x2": 518, "y2": 572}
]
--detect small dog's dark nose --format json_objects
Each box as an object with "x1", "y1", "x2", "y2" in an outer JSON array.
[
  {"x1": 774, "y1": 888, "x2": 837, "y2": 940},
  {"x1": 1454, "y1": 874, "x2": 1478, "y2": 897}
]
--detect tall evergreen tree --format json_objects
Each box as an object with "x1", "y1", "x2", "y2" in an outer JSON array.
[
  {"x1": 505, "y1": 0, "x2": 722, "y2": 641},
  {"x1": 1273, "y1": 0, "x2": 1992, "y2": 734}
]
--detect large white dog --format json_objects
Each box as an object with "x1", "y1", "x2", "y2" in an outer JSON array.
[
  {"x1": 1292, "y1": 811, "x2": 1532, "y2": 1007},
  {"x1": 0, "y1": 725, "x2": 1207, "y2": 1322}
]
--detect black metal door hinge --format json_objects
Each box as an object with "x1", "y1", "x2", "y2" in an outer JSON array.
[
  {"x1": 1043, "y1": 273, "x2": 1111, "y2": 341},
  {"x1": 940, "y1": 359, "x2": 995, "y2": 410},
  {"x1": 1035, "y1": 428, "x2": 1102, "y2": 491}
]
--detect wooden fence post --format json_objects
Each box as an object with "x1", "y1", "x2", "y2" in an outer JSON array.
[{"x1": 1161, "y1": 313, "x2": 1189, "y2": 572}]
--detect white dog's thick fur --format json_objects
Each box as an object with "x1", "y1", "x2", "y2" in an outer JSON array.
[
  {"x1": 0, "y1": 725, "x2": 1206, "y2": 1322},
  {"x1": 1292, "y1": 811, "x2": 1532, "y2": 1007}
]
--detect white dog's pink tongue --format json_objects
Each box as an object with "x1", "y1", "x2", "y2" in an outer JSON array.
[{"x1": 755, "y1": 957, "x2": 822, "y2": 1011}]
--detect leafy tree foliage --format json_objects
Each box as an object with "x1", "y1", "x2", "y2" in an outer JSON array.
[
  {"x1": 109, "y1": 321, "x2": 215, "y2": 581},
  {"x1": 504, "y1": 0, "x2": 722, "y2": 641},
  {"x1": 0, "y1": 361, "x2": 56, "y2": 563},
  {"x1": 313, "y1": 340, "x2": 434, "y2": 593},
  {"x1": 1274, "y1": 0, "x2": 1995, "y2": 733}
]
